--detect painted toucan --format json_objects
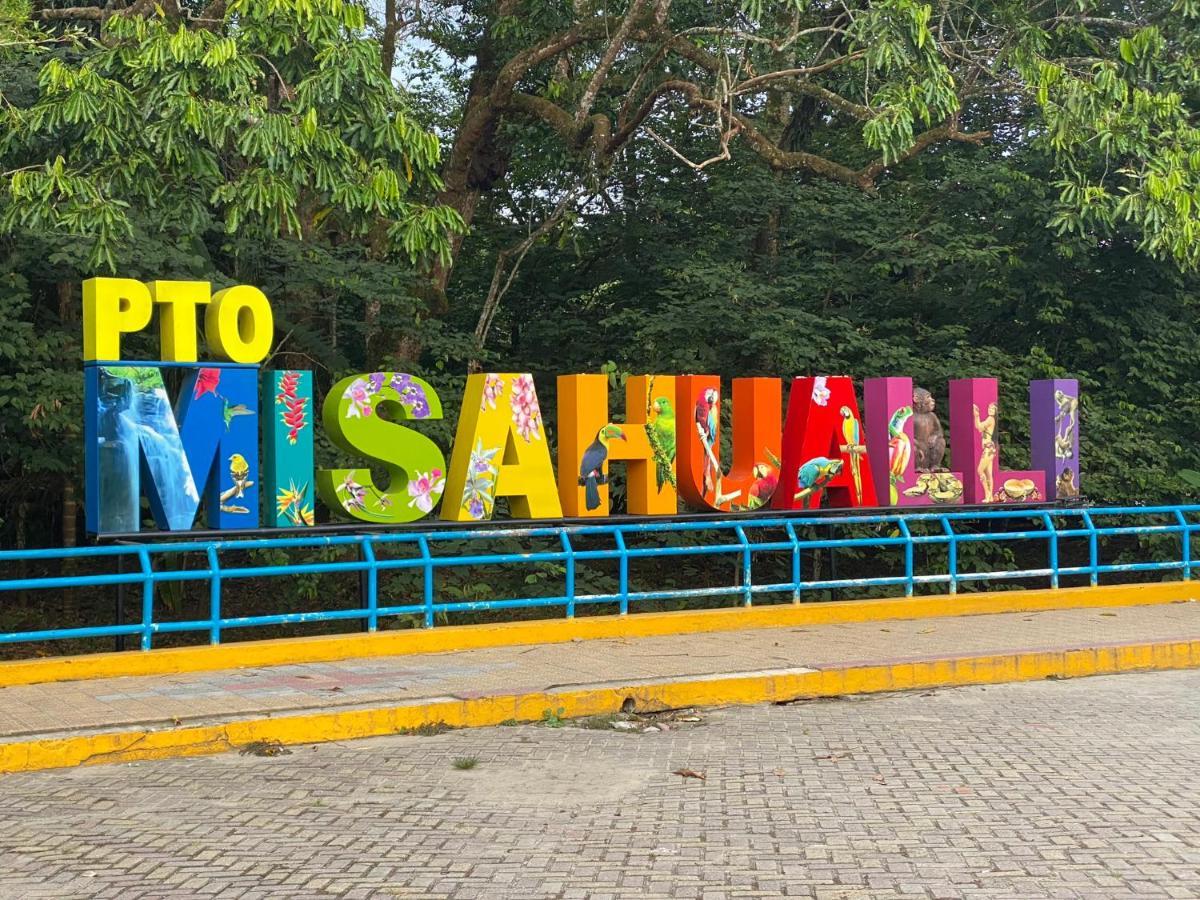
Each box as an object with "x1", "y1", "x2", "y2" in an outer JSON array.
[
  {"x1": 695, "y1": 388, "x2": 719, "y2": 494},
  {"x1": 839, "y1": 406, "x2": 864, "y2": 503},
  {"x1": 579, "y1": 424, "x2": 627, "y2": 511},
  {"x1": 794, "y1": 456, "x2": 844, "y2": 504},
  {"x1": 887, "y1": 405, "x2": 914, "y2": 504}
]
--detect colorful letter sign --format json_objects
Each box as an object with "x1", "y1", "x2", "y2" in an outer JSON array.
[
  {"x1": 864, "y1": 377, "x2": 965, "y2": 506},
  {"x1": 263, "y1": 370, "x2": 315, "y2": 527},
  {"x1": 1030, "y1": 378, "x2": 1081, "y2": 501},
  {"x1": 442, "y1": 372, "x2": 561, "y2": 521},
  {"x1": 676, "y1": 376, "x2": 782, "y2": 511},
  {"x1": 316, "y1": 372, "x2": 446, "y2": 524},
  {"x1": 78, "y1": 277, "x2": 1085, "y2": 533},
  {"x1": 558, "y1": 374, "x2": 677, "y2": 516},
  {"x1": 949, "y1": 379, "x2": 1046, "y2": 504},
  {"x1": 773, "y1": 376, "x2": 878, "y2": 509}
]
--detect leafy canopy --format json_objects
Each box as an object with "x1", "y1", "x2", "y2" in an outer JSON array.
[{"x1": 1, "y1": 0, "x2": 463, "y2": 270}]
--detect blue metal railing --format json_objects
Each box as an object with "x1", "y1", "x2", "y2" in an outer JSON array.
[{"x1": 0, "y1": 504, "x2": 1197, "y2": 652}]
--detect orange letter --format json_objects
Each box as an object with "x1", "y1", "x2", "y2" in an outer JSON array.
[
  {"x1": 676, "y1": 376, "x2": 782, "y2": 511},
  {"x1": 558, "y1": 374, "x2": 677, "y2": 516}
]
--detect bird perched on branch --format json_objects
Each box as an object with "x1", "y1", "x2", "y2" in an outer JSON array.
[
  {"x1": 839, "y1": 406, "x2": 865, "y2": 503},
  {"x1": 579, "y1": 424, "x2": 626, "y2": 511},
  {"x1": 695, "y1": 388, "x2": 719, "y2": 495},
  {"x1": 228, "y1": 453, "x2": 250, "y2": 497},
  {"x1": 795, "y1": 457, "x2": 843, "y2": 504},
  {"x1": 647, "y1": 396, "x2": 676, "y2": 492}
]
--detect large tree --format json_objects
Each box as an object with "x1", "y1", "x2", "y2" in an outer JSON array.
[{"x1": 383, "y1": 0, "x2": 1200, "y2": 355}]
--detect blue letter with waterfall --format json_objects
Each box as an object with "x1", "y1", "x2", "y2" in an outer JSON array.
[{"x1": 84, "y1": 363, "x2": 259, "y2": 534}]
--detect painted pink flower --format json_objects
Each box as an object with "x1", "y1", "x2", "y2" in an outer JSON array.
[
  {"x1": 481, "y1": 374, "x2": 504, "y2": 410},
  {"x1": 406, "y1": 470, "x2": 446, "y2": 514},
  {"x1": 343, "y1": 378, "x2": 373, "y2": 418},
  {"x1": 194, "y1": 367, "x2": 221, "y2": 399},
  {"x1": 510, "y1": 373, "x2": 542, "y2": 442}
]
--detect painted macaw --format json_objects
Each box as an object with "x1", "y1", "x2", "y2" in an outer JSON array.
[
  {"x1": 578, "y1": 424, "x2": 626, "y2": 511},
  {"x1": 839, "y1": 406, "x2": 864, "y2": 503},
  {"x1": 695, "y1": 388, "x2": 719, "y2": 494},
  {"x1": 648, "y1": 396, "x2": 676, "y2": 491},
  {"x1": 887, "y1": 405, "x2": 914, "y2": 504},
  {"x1": 794, "y1": 456, "x2": 844, "y2": 504},
  {"x1": 747, "y1": 462, "x2": 778, "y2": 509}
]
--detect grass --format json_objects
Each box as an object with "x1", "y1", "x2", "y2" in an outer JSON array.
[{"x1": 452, "y1": 756, "x2": 479, "y2": 770}]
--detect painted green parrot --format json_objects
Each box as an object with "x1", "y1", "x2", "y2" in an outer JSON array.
[
  {"x1": 794, "y1": 456, "x2": 844, "y2": 504},
  {"x1": 579, "y1": 424, "x2": 627, "y2": 511},
  {"x1": 647, "y1": 396, "x2": 677, "y2": 492},
  {"x1": 887, "y1": 405, "x2": 914, "y2": 504}
]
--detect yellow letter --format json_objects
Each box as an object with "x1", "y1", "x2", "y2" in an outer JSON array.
[
  {"x1": 442, "y1": 373, "x2": 562, "y2": 521},
  {"x1": 205, "y1": 285, "x2": 274, "y2": 363},
  {"x1": 149, "y1": 280, "x2": 211, "y2": 362},
  {"x1": 82, "y1": 277, "x2": 153, "y2": 361}
]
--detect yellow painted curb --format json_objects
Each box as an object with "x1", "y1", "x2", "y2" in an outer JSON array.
[
  {"x1": 2, "y1": 581, "x2": 1195, "y2": 688},
  {"x1": 2, "y1": 637, "x2": 1198, "y2": 775}
]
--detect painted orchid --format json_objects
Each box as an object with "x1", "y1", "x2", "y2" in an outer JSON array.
[
  {"x1": 461, "y1": 440, "x2": 500, "y2": 519},
  {"x1": 510, "y1": 373, "x2": 542, "y2": 442},
  {"x1": 407, "y1": 468, "x2": 446, "y2": 514},
  {"x1": 344, "y1": 378, "x2": 373, "y2": 418},
  {"x1": 481, "y1": 374, "x2": 504, "y2": 410}
]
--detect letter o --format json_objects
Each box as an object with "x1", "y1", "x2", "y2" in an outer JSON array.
[{"x1": 205, "y1": 286, "x2": 273, "y2": 363}]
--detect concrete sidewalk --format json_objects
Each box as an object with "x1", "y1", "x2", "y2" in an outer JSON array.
[{"x1": 2, "y1": 598, "x2": 1200, "y2": 773}]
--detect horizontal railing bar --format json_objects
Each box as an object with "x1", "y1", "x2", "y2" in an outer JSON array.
[{"x1": 2, "y1": 503, "x2": 1197, "y2": 653}]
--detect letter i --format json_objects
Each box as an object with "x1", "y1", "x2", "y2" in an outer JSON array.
[{"x1": 264, "y1": 370, "x2": 315, "y2": 526}]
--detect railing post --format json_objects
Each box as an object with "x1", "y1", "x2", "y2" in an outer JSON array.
[
  {"x1": 1081, "y1": 510, "x2": 1099, "y2": 586},
  {"x1": 138, "y1": 547, "x2": 154, "y2": 651},
  {"x1": 114, "y1": 552, "x2": 126, "y2": 652},
  {"x1": 897, "y1": 519, "x2": 914, "y2": 597},
  {"x1": 614, "y1": 530, "x2": 629, "y2": 615},
  {"x1": 1175, "y1": 509, "x2": 1191, "y2": 581},
  {"x1": 561, "y1": 532, "x2": 576, "y2": 618},
  {"x1": 940, "y1": 516, "x2": 957, "y2": 595},
  {"x1": 417, "y1": 536, "x2": 434, "y2": 628},
  {"x1": 1041, "y1": 512, "x2": 1059, "y2": 589},
  {"x1": 206, "y1": 545, "x2": 222, "y2": 645},
  {"x1": 362, "y1": 539, "x2": 378, "y2": 632},
  {"x1": 734, "y1": 525, "x2": 752, "y2": 607},
  {"x1": 784, "y1": 522, "x2": 802, "y2": 603}
]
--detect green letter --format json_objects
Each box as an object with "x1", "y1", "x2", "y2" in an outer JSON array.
[{"x1": 316, "y1": 372, "x2": 446, "y2": 523}]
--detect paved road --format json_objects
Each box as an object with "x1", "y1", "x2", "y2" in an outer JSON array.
[{"x1": 2, "y1": 671, "x2": 1199, "y2": 900}]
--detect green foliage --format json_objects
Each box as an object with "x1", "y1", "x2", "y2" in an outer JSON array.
[{"x1": 1, "y1": 0, "x2": 462, "y2": 270}]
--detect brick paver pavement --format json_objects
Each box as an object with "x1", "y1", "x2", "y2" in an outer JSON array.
[
  {"x1": 3, "y1": 602, "x2": 1200, "y2": 740},
  {"x1": 1, "y1": 669, "x2": 1199, "y2": 899}
]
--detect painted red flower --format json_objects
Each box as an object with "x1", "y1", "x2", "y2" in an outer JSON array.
[{"x1": 194, "y1": 367, "x2": 221, "y2": 399}]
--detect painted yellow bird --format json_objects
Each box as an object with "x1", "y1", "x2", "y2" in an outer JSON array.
[
  {"x1": 839, "y1": 406, "x2": 864, "y2": 503},
  {"x1": 229, "y1": 453, "x2": 250, "y2": 495}
]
